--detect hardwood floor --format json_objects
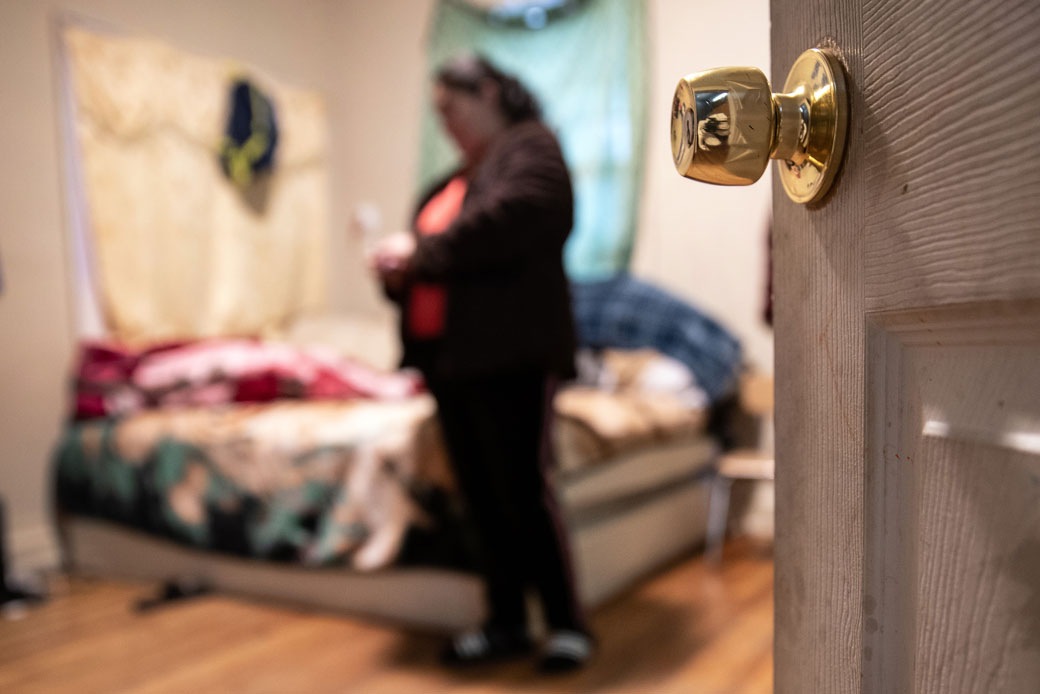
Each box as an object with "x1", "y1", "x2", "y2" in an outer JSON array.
[{"x1": 0, "y1": 538, "x2": 773, "y2": 694}]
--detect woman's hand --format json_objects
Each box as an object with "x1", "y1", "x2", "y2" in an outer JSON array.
[{"x1": 368, "y1": 232, "x2": 417, "y2": 292}]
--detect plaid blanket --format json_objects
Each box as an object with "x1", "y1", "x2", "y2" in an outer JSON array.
[{"x1": 570, "y1": 275, "x2": 742, "y2": 401}]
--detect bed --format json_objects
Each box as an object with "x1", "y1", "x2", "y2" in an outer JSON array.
[{"x1": 54, "y1": 330, "x2": 722, "y2": 631}]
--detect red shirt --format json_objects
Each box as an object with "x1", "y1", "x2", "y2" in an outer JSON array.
[{"x1": 408, "y1": 177, "x2": 467, "y2": 339}]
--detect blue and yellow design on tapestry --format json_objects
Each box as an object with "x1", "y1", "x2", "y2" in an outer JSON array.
[{"x1": 219, "y1": 78, "x2": 279, "y2": 190}]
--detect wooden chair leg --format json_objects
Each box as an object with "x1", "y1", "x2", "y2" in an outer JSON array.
[{"x1": 706, "y1": 475, "x2": 733, "y2": 565}]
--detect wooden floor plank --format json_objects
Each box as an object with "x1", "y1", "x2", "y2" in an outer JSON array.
[{"x1": 0, "y1": 538, "x2": 773, "y2": 693}]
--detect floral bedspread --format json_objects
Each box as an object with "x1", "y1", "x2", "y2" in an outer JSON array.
[{"x1": 55, "y1": 397, "x2": 469, "y2": 571}]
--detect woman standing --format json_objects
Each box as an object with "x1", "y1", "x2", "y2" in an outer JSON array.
[{"x1": 371, "y1": 54, "x2": 593, "y2": 673}]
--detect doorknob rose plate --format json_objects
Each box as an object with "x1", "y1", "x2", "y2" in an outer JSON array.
[{"x1": 671, "y1": 48, "x2": 849, "y2": 204}]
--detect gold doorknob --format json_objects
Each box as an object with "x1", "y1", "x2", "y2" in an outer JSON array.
[{"x1": 671, "y1": 48, "x2": 849, "y2": 204}]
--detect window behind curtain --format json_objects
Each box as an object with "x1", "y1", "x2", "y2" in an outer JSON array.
[{"x1": 417, "y1": 0, "x2": 648, "y2": 280}]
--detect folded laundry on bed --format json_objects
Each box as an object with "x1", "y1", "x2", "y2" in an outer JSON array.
[
  {"x1": 72, "y1": 339, "x2": 424, "y2": 420},
  {"x1": 556, "y1": 349, "x2": 708, "y2": 470},
  {"x1": 570, "y1": 274, "x2": 742, "y2": 402}
]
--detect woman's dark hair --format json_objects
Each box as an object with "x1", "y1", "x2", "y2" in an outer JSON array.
[{"x1": 435, "y1": 54, "x2": 542, "y2": 123}]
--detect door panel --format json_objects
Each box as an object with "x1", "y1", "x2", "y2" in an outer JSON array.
[
  {"x1": 866, "y1": 305, "x2": 1040, "y2": 692},
  {"x1": 772, "y1": 0, "x2": 1040, "y2": 692},
  {"x1": 862, "y1": 0, "x2": 1040, "y2": 313}
]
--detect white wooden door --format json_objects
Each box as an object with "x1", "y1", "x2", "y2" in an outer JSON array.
[{"x1": 771, "y1": 1, "x2": 1040, "y2": 692}]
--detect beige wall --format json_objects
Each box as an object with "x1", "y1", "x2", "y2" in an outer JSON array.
[
  {"x1": 323, "y1": 0, "x2": 436, "y2": 319},
  {"x1": 0, "y1": 0, "x2": 769, "y2": 572},
  {"x1": 0, "y1": 2, "x2": 75, "y2": 569},
  {"x1": 634, "y1": 0, "x2": 773, "y2": 372}
]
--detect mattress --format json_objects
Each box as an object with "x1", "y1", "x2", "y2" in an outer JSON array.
[
  {"x1": 61, "y1": 434, "x2": 716, "y2": 629},
  {"x1": 54, "y1": 398, "x2": 448, "y2": 573},
  {"x1": 561, "y1": 436, "x2": 716, "y2": 513},
  {"x1": 55, "y1": 376, "x2": 712, "y2": 572}
]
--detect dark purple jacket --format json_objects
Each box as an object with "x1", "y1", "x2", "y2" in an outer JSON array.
[{"x1": 394, "y1": 120, "x2": 577, "y2": 381}]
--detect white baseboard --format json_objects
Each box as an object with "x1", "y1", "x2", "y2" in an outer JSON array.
[{"x1": 9, "y1": 522, "x2": 62, "y2": 575}]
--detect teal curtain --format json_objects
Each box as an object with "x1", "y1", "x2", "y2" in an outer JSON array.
[{"x1": 417, "y1": 0, "x2": 648, "y2": 280}]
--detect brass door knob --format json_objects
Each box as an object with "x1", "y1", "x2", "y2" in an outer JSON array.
[{"x1": 671, "y1": 48, "x2": 849, "y2": 204}]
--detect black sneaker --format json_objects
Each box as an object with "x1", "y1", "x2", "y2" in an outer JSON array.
[
  {"x1": 440, "y1": 625, "x2": 534, "y2": 666},
  {"x1": 538, "y1": 629, "x2": 596, "y2": 674}
]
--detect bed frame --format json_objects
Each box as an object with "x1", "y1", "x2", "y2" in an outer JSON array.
[{"x1": 61, "y1": 437, "x2": 716, "y2": 632}]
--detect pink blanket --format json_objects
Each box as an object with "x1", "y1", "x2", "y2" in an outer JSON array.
[{"x1": 73, "y1": 339, "x2": 423, "y2": 420}]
